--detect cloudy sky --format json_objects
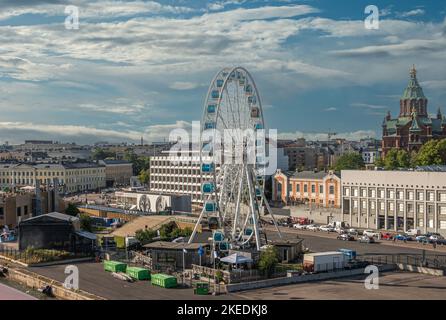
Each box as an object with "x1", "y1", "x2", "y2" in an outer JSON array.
[{"x1": 0, "y1": 0, "x2": 445, "y2": 144}]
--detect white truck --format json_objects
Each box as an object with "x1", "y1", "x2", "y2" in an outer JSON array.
[{"x1": 303, "y1": 252, "x2": 347, "y2": 273}]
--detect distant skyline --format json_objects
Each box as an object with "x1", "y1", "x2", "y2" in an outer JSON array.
[{"x1": 0, "y1": 0, "x2": 445, "y2": 144}]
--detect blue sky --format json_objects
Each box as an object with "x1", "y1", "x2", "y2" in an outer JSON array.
[{"x1": 0, "y1": 0, "x2": 445, "y2": 144}]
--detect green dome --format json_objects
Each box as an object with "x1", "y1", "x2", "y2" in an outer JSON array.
[{"x1": 401, "y1": 65, "x2": 426, "y2": 100}]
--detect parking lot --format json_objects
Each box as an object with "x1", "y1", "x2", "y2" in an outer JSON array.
[{"x1": 233, "y1": 272, "x2": 446, "y2": 300}]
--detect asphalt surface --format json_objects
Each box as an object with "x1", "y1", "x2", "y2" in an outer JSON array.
[
  {"x1": 29, "y1": 262, "x2": 238, "y2": 300},
  {"x1": 0, "y1": 282, "x2": 37, "y2": 300},
  {"x1": 233, "y1": 272, "x2": 446, "y2": 300}
]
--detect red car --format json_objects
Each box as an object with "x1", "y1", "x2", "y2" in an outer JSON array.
[{"x1": 381, "y1": 233, "x2": 393, "y2": 240}]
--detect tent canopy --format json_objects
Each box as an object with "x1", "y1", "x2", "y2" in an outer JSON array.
[{"x1": 220, "y1": 253, "x2": 252, "y2": 264}]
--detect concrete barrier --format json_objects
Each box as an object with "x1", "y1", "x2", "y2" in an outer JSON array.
[
  {"x1": 397, "y1": 264, "x2": 444, "y2": 276},
  {"x1": 226, "y1": 265, "x2": 396, "y2": 292},
  {"x1": 6, "y1": 268, "x2": 105, "y2": 300}
]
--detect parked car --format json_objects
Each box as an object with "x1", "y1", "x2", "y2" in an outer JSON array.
[
  {"x1": 358, "y1": 235, "x2": 375, "y2": 244},
  {"x1": 306, "y1": 224, "x2": 319, "y2": 231},
  {"x1": 416, "y1": 235, "x2": 430, "y2": 243},
  {"x1": 293, "y1": 224, "x2": 307, "y2": 230},
  {"x1": 381, "y1": 233, "x2": 393, "y2": 240},
  {"x1": 429, "y1": 234, "x2": 444, "y2": 242},
  {"x1": 337, "y1": 234, "x2": 355, "y2": 241},
  {"x1": 394, "y1": 233, "x2": 412, "y2": 241},
  {"x1": 363, "y1": 230, "x2": 380, "y2": 238},
  {"x1": 347, "y1": 228, "x2": 358, "y2": 235},
  {"x1": 319, "y1": 225, "x2": 335, "y2": 232},
  {"x1": 406, "y1": 229, "x2": 421, "y2": 236}
]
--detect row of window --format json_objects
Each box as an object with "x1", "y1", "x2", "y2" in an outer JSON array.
[
  {"x1": 349, "y1": 199, "x2": 446, "y2": 215},
  {"x1": 344, "y1": 187, "x2": 446, "y2": 202}
]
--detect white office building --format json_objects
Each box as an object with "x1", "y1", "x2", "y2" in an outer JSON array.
[{"x1": 341, "y1": 169, "x2": 446, "y2": 235}]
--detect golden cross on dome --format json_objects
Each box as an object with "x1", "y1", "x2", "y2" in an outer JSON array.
[{"x1": 410, "y1": 64, "x2": 417, "y2": 77}]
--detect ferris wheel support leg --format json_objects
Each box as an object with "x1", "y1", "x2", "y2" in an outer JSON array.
[
  {"x1": 263, "y1": 193, "x2": 283, "y2": 239},
  {"x1": 246, "y1": 166, "x2": 261, "y2": 251},
  {"x1": 232, "y1": 166, "x2": 244, "y2": 239},
  {"x1": 188, "y1": 205, "x2": 206, "y2": 245}
]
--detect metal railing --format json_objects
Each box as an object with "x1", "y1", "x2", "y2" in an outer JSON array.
[{"x1": 357, "y1": 253, "x2": 446, "y2": 269}]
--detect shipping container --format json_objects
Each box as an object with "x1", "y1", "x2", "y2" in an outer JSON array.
[
  {"x1": 104, "y1": 260, "x2": 127, "y2": 273},
  {"x1": 151, "y1": 273, "x2": 177, "y2": 288},
  {"x1": 126, "y1": 267, "x2": 151, "y2": 280},
  {"x1": 303, "y1": 252, "x2": 346, "y2": 273}
]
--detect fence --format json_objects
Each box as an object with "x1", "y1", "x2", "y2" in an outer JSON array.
[
  {"x1": 357, "y1": 253, "x2": 446, "y2": 270},
  {"x1": 0, "y1": 244, "x2": 94, "y2": 265}
]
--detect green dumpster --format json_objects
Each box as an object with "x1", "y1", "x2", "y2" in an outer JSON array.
[
  {"x1": 151, "y1": 273, "x2": 177, "y2": 288},
  {"x1": 104, "y1": 260, "x2": 127, "y2": 273},
  {"x1": 126, "y1": 267, "x2": 151, "y2": 280},
  {"x1": 194, "y1": 282, "x2": 209, "y2": 295}
]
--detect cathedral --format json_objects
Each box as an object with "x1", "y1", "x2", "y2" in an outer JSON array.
[{"x1": 381, "y1": 66, "x2": 446, "y2": 156}]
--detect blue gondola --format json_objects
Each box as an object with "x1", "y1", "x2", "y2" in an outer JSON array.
[
  {"x1": 219, "y1": 242, "x2": 229, "y2": 251},
  {"x1": 205, "y1": 201, "x2": 217, "y2": 212},
  {"x1": 213, "y1": 231, "x2": 225, "y2": 242},
  {"x1": 202, "y1": 182, "x2": 215, "y2": 193},
  {"x1": 216, "y1": 79, "x2": 224, "y2": 88},
  {"x1": 207, "y1": 104, "x2": 216, "y2": 113},
  {"x1": 211, "y1": 90, "x2": 220, "y2": 99},
  {"x1": 201, "y1": 163, "x2": 214, "y2": 172},
  {"x1": 255, "y1": 188, "x2": 262, "y2": 196},
  {"x1": 248, "y1": 96, "x2": 256, "y2": 104},
  {"x1": 254, "y1": 123, "x2": 263, "y2": 130},
  {"x1": 245, "y1": 228, "x2": 253, "y2": 236},
  {"x1": 245, "y1": 84, "x2": 252, "y2": 94},
  {"x1": 205, "y1": 122, "x2": 216, "y2": 129}
]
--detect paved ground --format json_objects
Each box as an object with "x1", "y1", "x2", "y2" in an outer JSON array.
[
  {"x1": 29, "y1": 262, "x2": 238, "y2": 300},
  {"x1": 0, "y1": 282, "x2": 37, "y2": 300},
  {"x1": 233, "y1": 272, "x2": 446, "y2": 300}
]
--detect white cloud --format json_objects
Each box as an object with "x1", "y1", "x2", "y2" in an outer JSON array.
[
  {"x1": 398, "y1": 9, "x2": 425, "y2": 18},
  {"x1": 350, "y1": 103, "x2": 388, "y2": 110},
  {"x1": 169, "y1": 81, "x2": 202, "y2": 90},
  {"x1": 324, "y1": 107, "x2": 337, "y2": 112}
]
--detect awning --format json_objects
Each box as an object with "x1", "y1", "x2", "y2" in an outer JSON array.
[
  {"x1": 220, "y1": 253, "x2": 253, "y2": 264},
  {"x1": 75, "y1": 230, "x2": 97, "y2": 240}
]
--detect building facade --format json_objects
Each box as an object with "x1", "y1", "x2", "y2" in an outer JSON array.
[
  {"x1": 0, "y1": 163, "x2": 106, "y2": 193},
  {"x1": 273, "y1": 170, "x2": 341, "y2": 208},
  {"x1": 0, "y1": 192, "x2": 33, "y2": 228},
  {"x1": 149, "y1": 155, "x2": 214, "y2": 205},
  {"x1": 99, "y1": 160, "x2": 133, "y2": 187},
  {"x1": 382, "y1": 66, "x2": 446, "y2": 156},
  {"x1": 341, "y1": 170, "x2": 446, "y2": 235}
]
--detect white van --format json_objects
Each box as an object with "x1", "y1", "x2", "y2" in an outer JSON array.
[
  {"x1": 363, "y1": 230, "x2": 380, "y2": 238},
  {"x1": 406, "y1": 229, "x2": 421, "y2": 236}
]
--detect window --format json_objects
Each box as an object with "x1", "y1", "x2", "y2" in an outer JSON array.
[
  {"x1": 353, "y1": 188, "x2": 358, "y2": 197},
  {"x1": 329, "y1": 185, "x2": 334, "y2": 195},
  {"x1": 440, "y1": 221, "x2": 446, "y2": 230},
  {"x1": 417, "y1": 191, "x2": 424, "y2": 201},
  {"x1": 24, "y1": 205, "x2": 28, "y2": 215},
  {"x1": 407, "y1": 191, "x2": 414, "y2": 200},
  {"x1": 370, "y1": 201, "x2": 375, "y2": 210},
  {"x1": 296, "y1": 184, "x2": 300, "y2": 193},
  {"x1": 319, "y1": 185, "x2": 323, "y2": 194},
  {"x1": 0, "y1": 207, "x2": 3, "y2": 219},
  {"x1": 417, "y1": 204, "x2": 424, "y2": 214},
  {"x1": 17, "y1": 207, "x2": 21, "y2": 217},
  {"x1": 353, "y1": 200, "x2": 358, "y2": 209},
  {"x1": 418, "y1": 219, "x2": 424, "y2": 227},
  {"x1": 439, "y1": 192, "x2": 446, "y2": 202},
  {"x1": 399, "y1": 203, "x2": 404, "y2": 212},
  {"x1": 380, "y1": 202, "x2": 385, "y2": 210},
  {"x1": 429, "y1": 219, "x2": 434, "y2": 228},
  {"x1": 428, "y1": 192, "x2": 435, "y2": 202},
  {"x1": 304, "y1": 185, "x2": 308, "y2": 193},
  {"x1": 344, "y1": 188, "x2": 350, "y2": 196},
  {"x1": 311, "y1": 185, "x2": 315, "y2": 193},
  {"x1": 440, "y1": 206, "x2": 446, "y2": 215}
]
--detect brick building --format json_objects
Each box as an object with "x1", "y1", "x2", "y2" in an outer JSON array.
[
  {"x1": 273, "y1": 170, "x2": 341, "y2": 208},
  {"x1": 382, "y1": 66, "x2": 446, "y2": 156}
]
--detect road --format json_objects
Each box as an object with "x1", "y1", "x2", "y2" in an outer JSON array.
[
  {"x1": 0, "y1": 282, "x2": 37, "y2": 300},
  {"x1": 29, "y1": 262, "x2": 239, "y2": 300}
]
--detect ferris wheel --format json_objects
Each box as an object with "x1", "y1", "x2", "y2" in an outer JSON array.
[{"x1": 188, "y1": 67, "x2": 282, "y2": 251}]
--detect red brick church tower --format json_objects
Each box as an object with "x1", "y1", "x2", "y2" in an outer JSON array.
[{"x1": 381, "y1": 65, "x2": 446, "y2": 156}]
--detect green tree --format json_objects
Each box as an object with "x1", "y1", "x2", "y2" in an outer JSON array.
[
  {"x1": 396, "y1": 149, "x2": 411, "y2": 168},
  {"x1": 65, "y1": 203, "x2": 80, "y2": 216},
  {"x1": 135, "y1": 228, "x2": 157, "y2": 244},
  {"x1": 79, "y1": 214, "x2": 93, "y2": 232},
  {"x1": 258, "y1": 246, "x2": 280, "y2": 277},
  {"x1": 138, "y1": 169, "x2": 150, "y2": 185},
  {"x1": 92, "y1": 148, "x2": 114, "y2": 160},
  {"x1": 414, "y1": 139, "x2": 446, "y2": 166},
  {"x1": 333, "y1": 153, "x2": 364, "y2": 171}
]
